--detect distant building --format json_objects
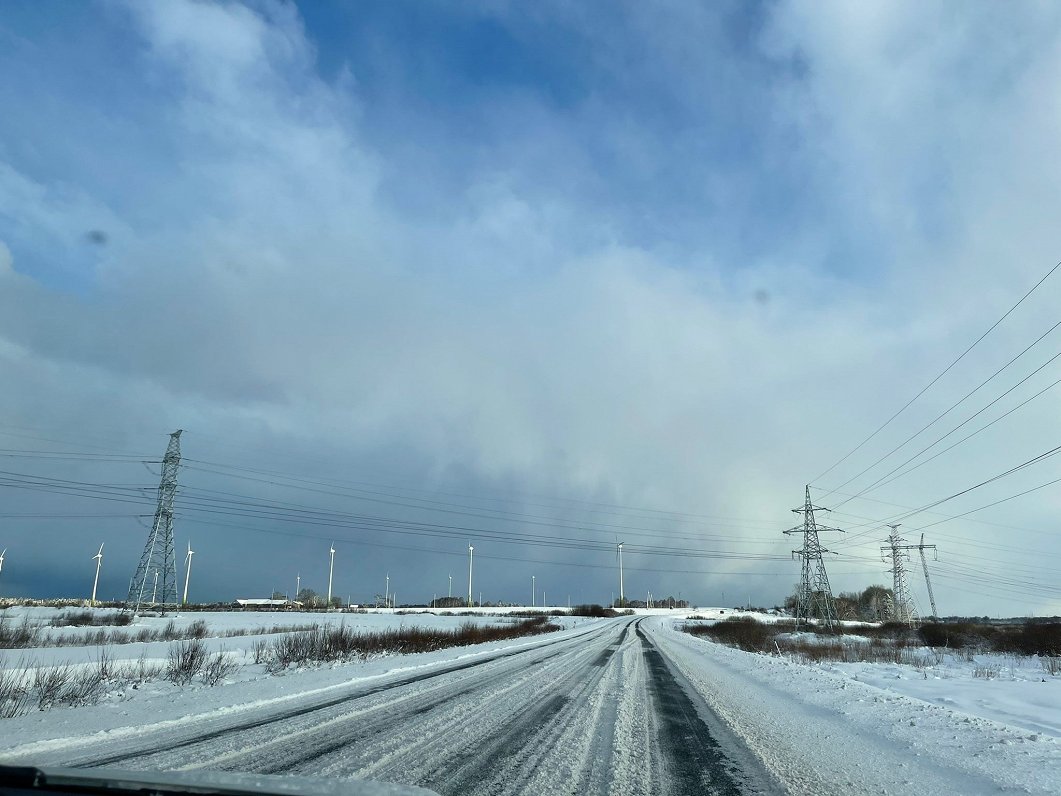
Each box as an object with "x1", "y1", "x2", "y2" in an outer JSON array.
[{"x1": 235, "y1": 598, "x2": 300, "y2": 611}]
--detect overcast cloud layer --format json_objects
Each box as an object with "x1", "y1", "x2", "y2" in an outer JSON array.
[{"x1": 2, "y1": 0, "x2": 1061, "y2": 615}]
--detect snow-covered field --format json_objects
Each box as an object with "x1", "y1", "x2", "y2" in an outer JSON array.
[
  {"x1": 0, "y1": 608, "x2": 1057, "y2": 794},
  {"x1": 658, "y1": 616, "x2": 1061, "y2": 794}
]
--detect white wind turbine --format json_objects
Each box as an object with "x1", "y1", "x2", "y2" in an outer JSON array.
[
  {"x1": 182, "y1": 541, "x2": 194, "y2": 606},
  {"x1": 327, "y1": 543, "x2": 336, "y2": 609},
  {"x1": 91, "y1": 544, "x2": 104, "y2": 606}
]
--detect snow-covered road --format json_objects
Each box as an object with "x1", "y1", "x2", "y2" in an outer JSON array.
[
  {"x1": 2, "y1": 614, "x2": 1058, "y2": 795},
  {"x1": 1, "y1": 617, "x2": 776, "y2": 795}
]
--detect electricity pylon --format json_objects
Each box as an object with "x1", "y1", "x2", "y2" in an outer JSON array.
[
  {"x1": 784, "y1": 485, "x2": 843, "y2": 631},
  {"x1": 881, "y1": 524, "x2": 917, "y2": 625},
  {"x1": 882, "y1": 529, "x2": 937, "y2": 620},
  {"x1": 126, "y1": 430, "x2": 182, "y2": 615}
]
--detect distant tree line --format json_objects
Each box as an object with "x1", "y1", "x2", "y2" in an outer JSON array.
[{"x1": 783, "y1": 584, "x2": 894, "y2": 622}]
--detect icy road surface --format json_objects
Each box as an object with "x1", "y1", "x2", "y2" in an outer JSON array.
[
  {"x1": 2, "y1": 617, "x2": 774, "y2": 795},
  {"x1": 2, "y1": 615, "x2": 1058, "y2": 795}
]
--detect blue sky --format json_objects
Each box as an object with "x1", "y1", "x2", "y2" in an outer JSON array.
[{"x1": 2, "y1": 1, "x2": 1061, "y2": 616}]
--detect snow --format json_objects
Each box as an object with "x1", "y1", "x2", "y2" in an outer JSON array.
[
  {"x1": 828, "y1": 651, "x2": 1061, "y2": 739},
  {"x1": 1, "y1": 608, "x2": 1058, "y2": 794},
  {"x1": 0, "y1": 607, "x2": 566, "y2": 669},
  {"x1": 653, "y1": 615, "x2": 1061, "y2": 795},
  {"x1": 0, "y1": 609, "x2": 590, "y2": 759}
]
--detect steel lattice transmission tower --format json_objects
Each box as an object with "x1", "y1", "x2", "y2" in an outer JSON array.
[
  {"x1": 126, "y1": 430, "x2": 182, "y2": 615},
  {"x1": 784, "y1": 485, "x2": 844, "y2": 631},
  {"x1": 881, "y1": 524, "x2": 917, "y2": 626}
]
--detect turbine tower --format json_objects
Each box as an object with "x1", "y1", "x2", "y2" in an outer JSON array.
[
  {"x1": 182, "y1": 541, "x2": 194, "y2": 606},
  {"x1": 467, "y1": 544, "x2": 474, "y2": 607},
  {"x1": 126, "y1": 430, "x2": 182, "y2": 615},
  {"x1": 616, "y1": 542, "x2": 625, "y2": 607},
  {"x1": 327, "y1": 543, "x2": 336, "y2": 609},
  {"x1": 91, "y1": 544, "x2": 104, "y2": 606},
  {"x1": 784, "y1": 485, "x2": 843, "y2": 631}
]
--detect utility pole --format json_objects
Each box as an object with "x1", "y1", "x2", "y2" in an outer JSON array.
[
  {"x1": 182, "y1": 541, "x2": 194, "y2": 606},
  {"x1": 467, "y1": 544, "x2": 474, "y2": 608},
  {"x1": 783, "y1": 485, "x2": 843, "y2": 631},
  {"x1": 617, "y1": 542, "x2": 625, "y2": 607},
  {"x1": 919, "y1": 534, "x2": 939, "y2": 618},
  {"x1": 126, "y1": 430, "x2": 182, "y2": 615},
  {"x1": 91, "y1": 544, "x2": 104, "y2": 606},
  {"x1": 882, "y1": 525, "x2": 916, "y2": 625},
  {"x1": 327, "y1": 543, "x2": 335, "y2": 609}
]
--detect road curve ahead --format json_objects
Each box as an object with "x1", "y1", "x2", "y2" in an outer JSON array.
[{"x1": 40, "y1": 618, "x2": 781, "y2": 795}]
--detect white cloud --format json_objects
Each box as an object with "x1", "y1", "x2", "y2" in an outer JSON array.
[{"x1": 1, "y1": 0, "x2": 1060, "y2": 613}]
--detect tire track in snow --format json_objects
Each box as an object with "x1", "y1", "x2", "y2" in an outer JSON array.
[
  {"x1": 636, "y1": 623, "x2": 747, "y2": 795},
  {"x1": 76, "y1": 621, "x2": 611, "y2": 770},
  {"x1": 327, "y1": 619, "x2": 635, "y2": 790}
]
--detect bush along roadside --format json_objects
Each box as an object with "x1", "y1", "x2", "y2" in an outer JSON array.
[
  {"x1": 265, "y1": 616, "x2": 561, "y2": 672},
  {"x1": 0, "y1": 617, "x2": 562, "y2": 719},
  {"x1": 0, "y1": 614, "x2": 320, "y2": 650},
  {"x1": 0, "y1": 639, "x2": 240, "y2": 720},
  {"x1": 684, "y1": 616, "x2": 1061, "y2": 673}
]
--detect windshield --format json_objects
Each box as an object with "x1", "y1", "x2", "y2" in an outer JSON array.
[{"x1": 1, "y1": 2, "x2": 1059, "y2": 795}]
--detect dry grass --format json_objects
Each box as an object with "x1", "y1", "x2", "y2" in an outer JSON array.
[
  {"x1": 266, "y1": 616, "x2": 559, "y2": 671},
  {"x1": 687, "y1": 616, "x2": 1061, "y2": 668},
  {"x1": 0, "y1": 614, "x2": 319, "y2": 650}
]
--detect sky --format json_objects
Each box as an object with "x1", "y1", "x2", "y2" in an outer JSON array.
[{"x1": 1, "y1": 0, "x2": 1061, "y2": 616}]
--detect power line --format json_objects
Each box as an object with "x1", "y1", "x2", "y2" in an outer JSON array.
[
  {"x1": 812, "y1": 258, "x2": 1061, "y2": 486},
  {"x1": 826, "y1": 321, "x2": 1061, "y2": 503},
  {"x1": 845, "y1": 369, "x2": 1061, "y2": 499}
]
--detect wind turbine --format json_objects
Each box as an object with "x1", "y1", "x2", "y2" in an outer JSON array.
[
  {"x1": 91, "y1": 544, "x2": 104, "y2": 606},
  {"x1": 448, "y1": 573, "x2": 452, "y2": 599},
  {"x1": 0, "y1": 548, "x2": 6, "y2": 581},
  {"x1": 531, "y1": 574, "x2": 536, "y2": 607},
  {"x1": 182, "y1": 541, "x2": 194, "y2": 606},
  {"x1": 467, "y1": 544, "x2": 474, "y2": 607},
  {"x1": 327, "y1": 543, "x2": 335, "y2": 609},
  {"x1": 616, "y1": 542, "x2": 625, "y2": 607}
]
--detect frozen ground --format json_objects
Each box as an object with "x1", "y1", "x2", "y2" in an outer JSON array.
[
  {"x1": 827, "y1": 648, "x2": 1061, "y2": 739},
  {"x1": 0, "y1": 610, "x2": 1057, "y2": 794}
]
